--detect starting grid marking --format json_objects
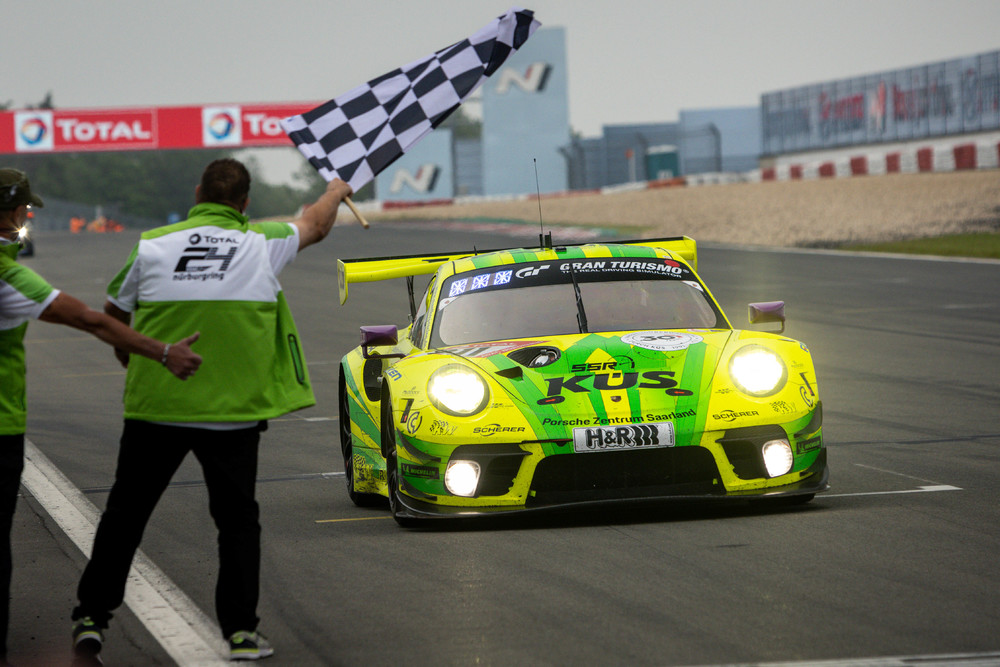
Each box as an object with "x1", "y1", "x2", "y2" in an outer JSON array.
[{"x1": 823, "y1": 463, "x2": 964, "y2": 498}]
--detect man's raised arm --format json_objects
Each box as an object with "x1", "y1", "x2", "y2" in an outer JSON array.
[{"x1": 293, "y1": 178, "x2": 353, "y2": 250}]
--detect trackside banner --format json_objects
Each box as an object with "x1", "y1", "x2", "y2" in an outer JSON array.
[{"x1": 0, "y1": 103, "x2": 322, "y2": 154}]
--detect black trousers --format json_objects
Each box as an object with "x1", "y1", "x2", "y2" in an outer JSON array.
[
  {"x1": 0, "y1": 434, "x2": 24, "y2": 659},
  {"x1": 74, "y1": 420, "x2": 264, "y2": 638}
]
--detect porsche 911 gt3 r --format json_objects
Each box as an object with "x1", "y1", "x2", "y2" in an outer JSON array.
[{"x1": 337, "y1": 236, "x2": 827, "y2": 525}]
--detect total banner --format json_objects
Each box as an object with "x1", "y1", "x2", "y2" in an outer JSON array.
[{"x1": 0, "y1": 103, "x2": 321, "y2": 154}]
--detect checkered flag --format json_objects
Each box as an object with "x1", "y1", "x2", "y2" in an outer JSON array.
[{"x1": 281, "y1": 7, "x2": 539, "y2": 193}]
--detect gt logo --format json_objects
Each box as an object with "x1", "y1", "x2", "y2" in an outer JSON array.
[
  {"x1": 515, "y1": 265, "x2": 549, "y2": 278},
  {"x1": 174, "y1": 246, "x2": 237, "y2": 272}
]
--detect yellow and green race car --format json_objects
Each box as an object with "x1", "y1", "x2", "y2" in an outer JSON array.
[{"x1": 337, "y1": 236, "x2": 827, "y2": 525}]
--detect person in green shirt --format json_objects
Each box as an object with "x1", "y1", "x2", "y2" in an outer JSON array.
[
  {"x1": 0, "y1": 167, "x2": 202, "y2": 665},
  {"x1": 71, "y1": 159, "x2": 351, "y2": 662}
]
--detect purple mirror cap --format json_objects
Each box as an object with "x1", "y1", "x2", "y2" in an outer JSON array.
[
  {"x1": 361, "y1": 324, "x2": 399, "y2": 346},
  {"x1": 748, "y1": 301, "x2": 785, "y2": 322}
]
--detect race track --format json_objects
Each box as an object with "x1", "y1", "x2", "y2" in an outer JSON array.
[{"x1": 12, "y1": 223, "x2": 1000, "y2": 666}]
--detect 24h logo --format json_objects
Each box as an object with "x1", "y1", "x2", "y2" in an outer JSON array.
[{"x1": 174, "y1": 246, "x2": 237, "y2": 272}]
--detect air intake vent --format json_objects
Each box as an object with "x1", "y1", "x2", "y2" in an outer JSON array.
[{"x1": 507, "y1": 346, "x2": 561, "y2": 368}]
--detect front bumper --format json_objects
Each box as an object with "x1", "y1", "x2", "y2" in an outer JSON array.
[
  {"x1": 393, "y1": 447, "x2": 829, "y2": 521},
  {"x1": 389, "y1": 403, "x2": 827, "y2": 521}
]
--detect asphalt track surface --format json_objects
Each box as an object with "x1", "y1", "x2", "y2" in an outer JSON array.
[{"x1": 9, "y1": 222, "x2": 1000, "y2": 666}]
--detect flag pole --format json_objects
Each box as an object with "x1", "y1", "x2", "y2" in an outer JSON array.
[{"x1": 343, "y1": 195, "x2": 370, "y2": 229}]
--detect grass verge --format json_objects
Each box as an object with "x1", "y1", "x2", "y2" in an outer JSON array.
[{"x1": 841, "y1": 232, "x2": 1000, "y2": 259}]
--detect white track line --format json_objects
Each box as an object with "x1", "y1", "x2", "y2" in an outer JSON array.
[
  {"x1": 21, "y1": 439, "x2": 228, "y2": 666},
  {"x1": 823, "y1": 484, "x2": 961, "y2": 498},
  {"x1": 682, "y1": 650, "x2": 1000, "y2": 666},
  {"x1": 851, "y1": 463, "x2": 945, "y2": 485}
]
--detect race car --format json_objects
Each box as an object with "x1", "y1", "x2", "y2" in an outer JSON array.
[{"x1": 337, "y1": 235, "x2": 827, "y2": 525}]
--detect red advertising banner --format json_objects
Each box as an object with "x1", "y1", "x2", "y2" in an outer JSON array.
[{"x1": 0, "y1": 102, "x2": 321, "y2": 154}]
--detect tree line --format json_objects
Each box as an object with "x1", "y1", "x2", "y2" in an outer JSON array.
[{"x1": 6, "y1": 149, "x2": 331, "y2": 224}]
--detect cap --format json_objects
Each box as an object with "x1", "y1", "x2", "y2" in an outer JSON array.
[{"x1": 0, "y1": 168, "x2": 45, "y2": 209}]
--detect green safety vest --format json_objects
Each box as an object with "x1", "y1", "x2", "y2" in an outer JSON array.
[
  {"x1": 0, "y1": 243, "x2": 57, "y2": 435},
  {"x1": 107, "y1": 204, "x2": 315, "y2": 422}
]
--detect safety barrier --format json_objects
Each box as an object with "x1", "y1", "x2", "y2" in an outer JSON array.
[{"x1": 759, "y1": 138, "x2": 1000, "y2": 181}]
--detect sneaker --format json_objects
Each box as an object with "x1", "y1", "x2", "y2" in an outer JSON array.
[
  {"x1": 228, "y1": 630, "x2": 274, "y2": 661},
  {"x1": 72, "y1": 616, "x2": 104, "y2": 659}
]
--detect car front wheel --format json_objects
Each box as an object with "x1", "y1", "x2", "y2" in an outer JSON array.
[
  {"x1": 339, "y1": 371, "x2": 382, "y2": 508},
  {"x1": 381, "y1": 389, "x2": 417, "y2": 527}
]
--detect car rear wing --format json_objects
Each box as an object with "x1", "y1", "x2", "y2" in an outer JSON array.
[
  {"x1": 337, "y1": 251, "x2": 478, "y2": 304},
  {"x1": 625, "y1": 236, "x2": 697, "y2": 269},
  {"x1": 336, "y1": 235, "x2": 697, "y2": 304}
]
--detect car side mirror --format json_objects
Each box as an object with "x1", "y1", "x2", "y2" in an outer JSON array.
[
  {"x1": 361, "y1": 325, "x2": 406, "y2": 359},
  {"x1": 748, "y1": 301, "x2": 785, "y2": 334}
]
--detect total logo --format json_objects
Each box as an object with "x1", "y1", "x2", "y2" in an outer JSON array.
[
  {"x1": 202, "y1": 106, "x2": 290, "y2": 147},
  {"x1": 15, "y1": 112, "x2": 53, "y2": 151},
  {"x1": 15, "y1": 110, "x2": 156, "y2": 151},
  {"x1": 202, "y1": 106, "x2": 242, "y2": 146},
  {"x1": 189, "y1": 233, "x2": 239, "y2": 245}
]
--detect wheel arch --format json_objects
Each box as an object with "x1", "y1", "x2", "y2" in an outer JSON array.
[{"x1": 379, "y1": 380, "x2": 394, "y2": 459}]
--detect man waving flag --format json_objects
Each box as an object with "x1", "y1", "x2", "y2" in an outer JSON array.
[{"x1": 281, "y1": 7, "x2": 539, "y2": 194}]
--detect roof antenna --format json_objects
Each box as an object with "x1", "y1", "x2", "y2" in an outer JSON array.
[{"x1": 534, "y1": 158, "x2": 551, "y2": 249}]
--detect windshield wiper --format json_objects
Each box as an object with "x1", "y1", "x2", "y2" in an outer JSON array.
[{"x1": 567, "y1": 264, "x2": 588, "y2": 333}]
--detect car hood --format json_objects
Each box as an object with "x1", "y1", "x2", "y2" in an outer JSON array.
[{"x1": 437, "y1": 330, "x2": 735, "y2": 443}]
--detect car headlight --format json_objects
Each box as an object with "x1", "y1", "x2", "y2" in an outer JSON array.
[
  {"x1": 427, "y1": 364, "x2": 489, "y2": 416},
  {"x1": 729, "y1": 344, "x2": 787, "y2": 397}
]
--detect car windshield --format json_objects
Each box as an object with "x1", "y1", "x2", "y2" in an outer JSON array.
[{"x1": 430, "y1": 257, "x2": 725, "y2": 346}]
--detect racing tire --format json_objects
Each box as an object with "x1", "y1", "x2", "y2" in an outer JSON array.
[
  {"x1": 339, "y1": 371, "x2": 382, "y2": 508},
  {"x1": 381, "y1": 390, "x2": 418, "y2": 528}
]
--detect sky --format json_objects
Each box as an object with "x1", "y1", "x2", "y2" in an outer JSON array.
[{"x1": 5, "y1": 0, "x2": 1000, "y2": 182}]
